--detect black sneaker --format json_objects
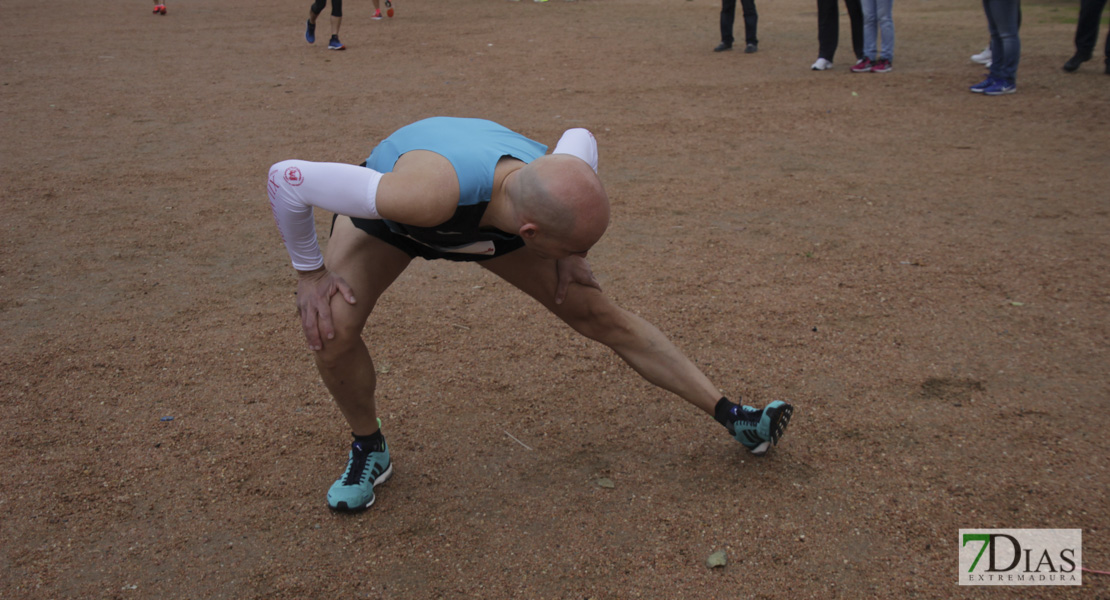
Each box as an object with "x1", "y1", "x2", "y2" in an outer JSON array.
[
  {"x1": 1063, "y1": 53, "x2": 1091, "y2": 72},
  {"x1": 714, "y1": 42, "x2": 732, "y2": 52},
  {"x1": 745, "y1": 43, "x2": 758, "y2": 54}
]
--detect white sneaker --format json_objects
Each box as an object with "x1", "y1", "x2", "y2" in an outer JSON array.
[
  {"x1": 811, "y1": 57, "x2": 833, "y2": 71},
  {"x1": 971, "y1": 46, "x2": 992, "y2": 65}
]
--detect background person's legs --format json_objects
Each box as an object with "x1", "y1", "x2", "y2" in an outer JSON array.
[
  {"x1": 308, "y1": 0, "x2": 326, "y2": 24},
  {"x1": 329, "y1": 0, "x2": 343, "y2": 36},
  {"x1": 860, "y1": 0, "x2": 878, "y2": 61},
  {"x1": 876, "y1": 0, "x2": 894, "y2": 60},
  {"x1": 719, "y1": 0, "x2": 737, "y2": 47},
  {"x1": 845, "y1": 0, "x2": 865, "y2": 60},
  {"x1": 816, "y1": 0, "x2": 840, "y2": 61},
  {"x1": 983, "y1": 0, "x2": 1020, "y2": 83},
  {"x1": 740, "y1": 0, "x2": 758, "y2": 46},
  {"x1": 1066, "y1": 0, "x2": 1108, "y2": 70}
]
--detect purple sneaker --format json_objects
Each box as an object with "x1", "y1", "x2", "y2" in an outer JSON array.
[
  {"x1": 969, "y1": 76, "x2": 994, "y2": 93},
  {"x1": 983, "y1": 79, "x2": 1016, "y2": 95}
]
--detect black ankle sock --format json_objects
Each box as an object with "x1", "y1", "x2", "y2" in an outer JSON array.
[
  {"x1": 353, "y1": 429, "x2": 385, "y2": 453},
  {"x1": 714, "y1": 397, "x2": 739, "y2": 429}
]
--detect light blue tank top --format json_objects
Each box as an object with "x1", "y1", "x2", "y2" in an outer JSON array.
[{"x1": 365, "y1": 117, "x2": 548, "y2": 206}]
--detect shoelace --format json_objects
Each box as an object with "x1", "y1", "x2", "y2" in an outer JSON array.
[
  {"x1": 735, "y1": 406, "x2": 762, "y2": 424},
  {"x1": 342, "y1": 442, "x2": 370, "y2": 486},
  {"x1": 726, "y1": 406, "x2": 763, "y2": 436}
]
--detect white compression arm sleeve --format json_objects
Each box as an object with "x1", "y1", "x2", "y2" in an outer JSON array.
[
  {"x1": 552, "y1": 128, "x2": 599, "y2": 173},
  {"x1": 267, "y1": 159, "x2": 384, "y2": 271}
]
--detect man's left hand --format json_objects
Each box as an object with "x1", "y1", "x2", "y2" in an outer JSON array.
[{"x1": 555, "y1": 255, "x2": 601, "y2": 304}]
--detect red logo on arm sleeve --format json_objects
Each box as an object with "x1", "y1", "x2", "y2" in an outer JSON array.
[{"x1": 284, "y1": 167, "x2": 304, "y2": 186}]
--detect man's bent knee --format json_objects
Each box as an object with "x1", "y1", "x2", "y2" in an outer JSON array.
[{"x1": 312, "y1": 322, "x2": 365, "y2": 368}]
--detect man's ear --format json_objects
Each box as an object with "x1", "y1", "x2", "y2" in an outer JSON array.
[{"x1": 519, "y1": 222, "x2": 538, "y2": 239}]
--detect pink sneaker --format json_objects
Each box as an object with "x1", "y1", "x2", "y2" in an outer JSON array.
[
  {"x1": 372, "y1": 9, "x2": 383, "y2": 20},
  {"x1": 850, "y1": 57, "x2": 873, "y2": 73},
  {"x1": 871, "y1": 58, "x2": 892, "y2": 73}
]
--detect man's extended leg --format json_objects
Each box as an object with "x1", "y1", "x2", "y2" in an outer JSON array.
[
  {"x1": 481, "y1": 251, "x2": 792, "y2": 453},
  {"x1": 481, "y1": 252, "x2": 726, "y2": 416},
  {"x1": 314, "y1": 217, "x2": 411, "y2": 511}
]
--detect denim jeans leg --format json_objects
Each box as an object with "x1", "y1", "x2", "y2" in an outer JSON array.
[
  {"x1": 983, "y1": 0, "x2": 1001, "y2": 79},
  {"x1": 861, "y1": 0, "x2": 878, "y2": 59},
  {"x1": 985, "y1": 0, "x2": 1021, "y2": 81},
  {"x1": 877, "y1": 0, "x2": 895, "y2": 60}
]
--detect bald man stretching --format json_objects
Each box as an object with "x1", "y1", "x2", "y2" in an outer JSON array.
[{"x1": 267, "y1": 117, "x2": 794, "y2": 512}]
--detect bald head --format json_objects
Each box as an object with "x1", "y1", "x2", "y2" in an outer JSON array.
[{"x1": 510, "y1": 154, "x2": 610, "y2": 256}]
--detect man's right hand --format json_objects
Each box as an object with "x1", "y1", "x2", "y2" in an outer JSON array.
[{"x1": 296, "y1": 267, "x2": 357, "y2": 351}]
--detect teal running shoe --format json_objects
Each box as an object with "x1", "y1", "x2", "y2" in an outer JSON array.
[
  {"x1": 327, "y1": 425, "x2": 392, "y2": 512},
  {"x1": 730, "y1": 401, "x2": 793, "y2": 456}
]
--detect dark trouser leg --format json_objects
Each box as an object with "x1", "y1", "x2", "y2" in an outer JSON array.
[
  {"x1": 310, "y1": 0, "x2": 326, "y2": 18},
  {"x1": 1074, "y1": 0, "x2": 1107, "y2": 58},
  {"x1": 740, "y1": 0, "x2": 758, "y2": 45},
  {"x1": 816, "y1": 0, "x2": 839, "y2": 59},
  {"x1": 816, "y1": 0, "x2": 839, "y2": 60},
  {"x1": 720, "y1": 0, "x2": 737, "y2": 45},
  {"x1": 845, "y1": 0, "x2": 865, "y2": 60}
]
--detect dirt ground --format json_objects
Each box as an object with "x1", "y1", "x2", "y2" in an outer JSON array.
[{"x1": 2, "y1": 0, "x2": 1108, "y2": 598}]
